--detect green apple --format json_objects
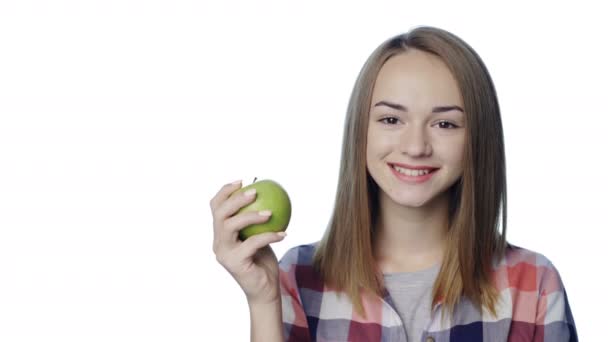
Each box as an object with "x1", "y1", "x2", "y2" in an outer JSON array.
[{"x1": 232, "y1": 179, "x2": 292, "y2": 240}]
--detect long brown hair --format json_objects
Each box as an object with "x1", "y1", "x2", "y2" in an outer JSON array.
[{"x1": 313, "y1": 26, "x2": 508, "y2": 318}]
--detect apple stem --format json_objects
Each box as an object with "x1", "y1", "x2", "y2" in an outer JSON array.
[{"x1": 253, "y1": 177, "x2": 257, "y2": 183}]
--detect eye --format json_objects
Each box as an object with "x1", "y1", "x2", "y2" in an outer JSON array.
[
  {"x1": 379, "y1": 116, "x2": 400, "y2": 125},
  {"x1": 435, "y1": 120, "x2": 459, "y2": 129}
]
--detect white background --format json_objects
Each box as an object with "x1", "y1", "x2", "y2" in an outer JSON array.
[{"x1": 0, "y1": 0, "x2": 605, "y2": 340}]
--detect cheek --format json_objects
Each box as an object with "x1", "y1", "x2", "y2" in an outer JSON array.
[
  {"x1": 366, "y1": 132, "x2": 391, "y2": 171},
  {"x1": 434, "y1": 138, "x2": 465, "y2": 169},
  {"x1": 452, "y1": 154, "x2": 464, "y2": 174},
  {"x1": 447, "y1": 147, "x2": 465, "y2": 172},
  {"x1": 365, "y1": 130, "x2": 379, "y2": 158},
  {"x1": 367, "y1": 129, "x2": 395, "y2": 151},
  {"x1": 453, "y1": 137, "x2": 466, "y2": 169}
]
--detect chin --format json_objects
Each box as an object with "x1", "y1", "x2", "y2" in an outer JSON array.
[{"x1": 388, "y1": 192, "x2": 435, "y2": 208}]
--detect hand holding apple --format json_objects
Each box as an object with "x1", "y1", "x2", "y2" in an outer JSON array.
[
  {"x1": 210, "y1": 179, "x2": 288, "y2": 306},
  {"x1": 231, "y1": 179, "x2": 292, "y2": 240}
]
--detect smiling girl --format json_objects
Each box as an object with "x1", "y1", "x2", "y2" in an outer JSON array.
[{"x1": 210, "y1": 26, "x2": 578, "y2": 341}]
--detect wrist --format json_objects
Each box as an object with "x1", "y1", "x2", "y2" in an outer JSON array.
[
  {"x1": 247, "y1": 296, "x2": 282, "y2": 310},
  {"x1": 248, "y1": 297, "x2": 283, "y2": 342}
]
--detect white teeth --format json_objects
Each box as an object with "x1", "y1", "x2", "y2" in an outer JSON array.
[{"x1": 393, "y1": 166, "x2": 431, "y2": 176}]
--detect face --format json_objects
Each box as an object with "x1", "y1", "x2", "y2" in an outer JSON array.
[{"x1": 366, "y1": 49, "x2": 466, "y2": 209}]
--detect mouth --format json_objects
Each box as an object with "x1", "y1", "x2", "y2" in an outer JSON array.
[
  {"x1": 389, "y1": 163, "x2": 438, "y2": 175},
  {"x1": 388, "y1": 163, "x2": 439, "y2": 183}
]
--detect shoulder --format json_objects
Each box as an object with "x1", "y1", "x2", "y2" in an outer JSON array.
[
  {"x1": 502, "y1": 242, "x2": 554, "y2": 267},
  {"x1": 278, "y1": 242, "x2": 325, "y2": 293},
  {"x1": 492, "y1": 243, "x2": 577, "y2": 325},
  {"x1": 277, "y1": 243, "x2": 322, "y2": 337},
  {"x1": 490, "y1": 244, "x2": 578, "y2": 337},
  {"x1": 496, "y1": 243, "x2": 565, "y2": 292},
  {"x1": 278, "y1": 242, "x2": 319, "y2": 270}
]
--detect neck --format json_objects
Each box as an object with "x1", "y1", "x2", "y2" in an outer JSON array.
[{"x1": 373, "y1": 191, "x2": 450, "y2": 273}]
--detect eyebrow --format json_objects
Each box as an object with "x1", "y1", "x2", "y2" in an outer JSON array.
[{"x1": 373, "y1": 100, "x2": 464, "y2": 113}]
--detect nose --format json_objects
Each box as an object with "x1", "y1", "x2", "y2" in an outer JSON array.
[{"x1": 398, "y1": 125, "x2": 432, "y2": 157}]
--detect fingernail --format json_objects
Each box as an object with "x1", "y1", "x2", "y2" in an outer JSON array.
[
  {"x1": 245, "y1": 189, "x2": 256, "y2": 197},
  {"x1": 258, "y1": 210, "x2": 272, "y2": 216},
  {"x1": 231, "y1": 179, "x2": 242, "y2": 185},
  {"x1": 277, "y1": 232, "x2": 287, "y2": 238}
]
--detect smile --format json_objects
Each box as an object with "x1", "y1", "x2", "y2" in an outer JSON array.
[
  {"x1": 393, "y1": 165, "x2": 430, "y2": 176},
  {"x1": 389, "y1": 163, "x2": 438, "y2": 183}
]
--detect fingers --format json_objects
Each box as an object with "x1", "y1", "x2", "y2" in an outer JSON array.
[
  {"x1": 211, "y1": 179, "x2": 273, "y2": 252},
  {"x1": 234, "y1": 231, "x2": 286, "y2": 262},
  {"x1": 223, "y1": 210, "x2": 272, "y2": 235},
  {"x1": 210, "y1": 180, "x2": 283, "y2": 265},
  {"x1": 213, "y1": 187, "x2": 259, "y2": 223},
  {"x1": 215, "y1": 210, "x2": 272, "y2": 248},
  {"x1": 209, "y1": 179, "x2": 243, "y2": 212}
]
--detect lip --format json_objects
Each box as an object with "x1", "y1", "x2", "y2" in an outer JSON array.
[
  {"x1": 389, "y1": 162, "x2": 439, "y2": 171},
  {"x1": 389, "y1": 163, "x2": 438, "y2": 184}
]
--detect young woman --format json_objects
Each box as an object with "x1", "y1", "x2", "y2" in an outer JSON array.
[{"x1": 210, "y1": 26, "x2": 578, "y2": 341}]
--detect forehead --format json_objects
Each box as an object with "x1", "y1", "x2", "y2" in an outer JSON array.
[{"x1": 371, "y1": 50, "x2": 463, "y2": 107}]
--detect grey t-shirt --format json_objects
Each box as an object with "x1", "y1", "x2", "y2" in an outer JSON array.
[{"x1": 383, "y1": 263, "x2": 440, "y2": 342}]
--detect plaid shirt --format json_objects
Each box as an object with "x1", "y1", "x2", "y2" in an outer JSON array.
[{"x1": 278, "y1": 242, "x2": 578, "y2": 342}]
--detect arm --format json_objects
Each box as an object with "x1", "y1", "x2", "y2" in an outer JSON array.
[
  {"x1": 250, "y1": 299, "x2": 284, "y2": 342},
  {"x1": 534, "y1": 262, "x2": 578, "y2": 341},
  {"x1": 210, "y1": 181, "x2": 287, "y2": 342},
  {"x1": 278, "y1": 250, "x2": 312, "y2": 341}
]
